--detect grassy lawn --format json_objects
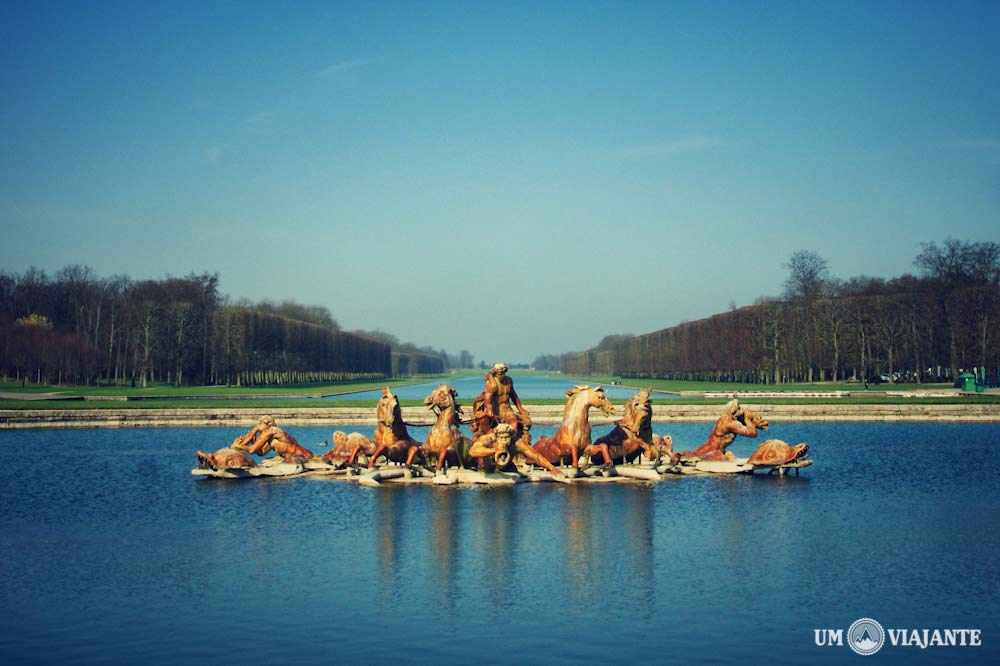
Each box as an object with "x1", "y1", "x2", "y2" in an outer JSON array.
[
  {"x1": 2, "y1": 395, "x2": 997, "y2": 410},
  {"x1": 0, "y1": 369, "x2": 486, "y2": 410},
  {"x1": 561, "y1": 374, "x2": 962, "y2": 394},
  {"x1": 1, "y1": 371, "x2": 996, "y2": 410},
  {"x1": 0, "y1": 373, "x2": 461, "y2": 398}
]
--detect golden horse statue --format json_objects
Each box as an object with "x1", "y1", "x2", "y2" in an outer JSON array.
[
  {"x1": 419, "y1": 384, "x2": 472, "y2": 471},
  {"x1": 368, "y1": 387, "x2": 423, "y2": 467},
  {"x1": 592, "y1": 388, "x2": 673, "y2": 464},
  {"x1": 532, "y1": 385, "x2": 616, "y2": 470}
]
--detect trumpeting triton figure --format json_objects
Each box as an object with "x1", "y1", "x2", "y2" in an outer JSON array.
[{"x1": 468, "y1": 422, "x2": 565, "y2": 476}]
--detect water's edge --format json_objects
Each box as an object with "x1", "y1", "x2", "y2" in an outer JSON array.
[{"x1": 3, "y1": 402, "x2": 1000, "y2": 429}]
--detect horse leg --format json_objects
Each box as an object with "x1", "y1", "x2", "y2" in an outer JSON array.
[
  {"x1": 368, "y1": 444, "x2": 387, "y2": 468},
  {"x1": 620, "y1": 439, "x2": 644, "y2": 464},
  {"x1": 404, "y1": 445, "x2": 421, "y2": 467},
  {"x1": 639, "y1": 442, "x2": 654, "y2": 463},
  {"x1": 590, "y1": 443, "x2": 613, "y2": 466}
]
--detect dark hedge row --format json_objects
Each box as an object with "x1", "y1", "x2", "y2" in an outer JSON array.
[{"x1": 0, "y1": 267, "x2": 391, "y2": 386}]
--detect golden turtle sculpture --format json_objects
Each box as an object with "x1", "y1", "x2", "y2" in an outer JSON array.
[{"x1": 746, "y1": 439, "x2": 810, "y2": 467}]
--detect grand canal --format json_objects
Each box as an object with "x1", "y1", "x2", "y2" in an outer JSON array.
[{"x1": 1, "y1": 416, "x2": 997, "y2": 664}]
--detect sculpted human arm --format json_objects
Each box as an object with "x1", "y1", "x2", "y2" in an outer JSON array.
[
  {"x1": 721, "y1": 412, "x2": 762, "y2": 438},
  {"x1": 245, "y1": 427, "x2": 277, "y2": 455},
  {"x1": 231, "y1": 424, "x2": 264, "y2": 450},
  {"x1": 732, "y1": 420, "x2": 757, "y2": 437}
]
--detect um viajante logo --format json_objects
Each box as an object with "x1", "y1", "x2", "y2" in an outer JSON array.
[
  {"x1": 847, "y1": 618, "x2": 885, "y2": 656},
  {"x1": 815, "y1": 617, "x2": 982, "y2": 655}
]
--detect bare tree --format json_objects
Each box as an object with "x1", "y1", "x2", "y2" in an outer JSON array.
[
  {"x1": 915, "y1": 238, "x2": 1000, "y2": 287},
  {"x1": 783, "y1": 250, "x2": 832, "y2": 305},
  {"x1": 915, "y1": 238, "x2": 1000, "y2": 378}
]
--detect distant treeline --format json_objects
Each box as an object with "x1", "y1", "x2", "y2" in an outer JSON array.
[
  {"x1": 354, "y1": 329, "x2": 475, "y2": 377},
  {"x1": 554, "y1": 240, "x2": 1000, "y2": 384},
  {"x1": 0, "y1": 266, "x2": 396, "y2": 386}
]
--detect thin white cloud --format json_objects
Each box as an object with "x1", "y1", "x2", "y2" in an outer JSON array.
[
  {"x1": 620, "y1": 135, "x2": 724, "y2": 158},
  {"x1": 203, "y1": 145, "x2": 225, "y2": 165},
  {"x1": 318, "y1": 58, "x2": 374, "y2": 78}
]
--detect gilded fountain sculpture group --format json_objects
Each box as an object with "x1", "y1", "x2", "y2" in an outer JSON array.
[{"x1": 196, "y1": 363, "x2": 810, "y2": 480}]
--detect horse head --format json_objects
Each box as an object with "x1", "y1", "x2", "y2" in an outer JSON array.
[
  {"x1": 621, "y1": 388, "x2": 651, "y2": 432},
  {"x1": 424, "y1": 384, "x2": 460, "y2": 414},
  {"x1": 589, "y1": 385, "x2": 616, "y2": 416},
  {"x1": 630, "y1": 388, "x2": 652, "y2": 414},
  {"x1": 377, "y1": 387, "x2": 400, "y2": 427}
]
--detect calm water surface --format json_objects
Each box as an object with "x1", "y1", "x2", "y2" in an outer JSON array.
[
  {"x1": 1, "y1": 421, "x2": 998, "y2": 665},
  {"x1": 323, "y1": 373, "x2": 679, "y2": 401}
]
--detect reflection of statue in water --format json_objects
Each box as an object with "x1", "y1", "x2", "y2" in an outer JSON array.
[
  {"x1": 231, "y1": 415, "x2": 315, "y2": 462},
  {"x1": 473, "y1": 363, "x2": 532, "y2": 443},
  {"x1": 684, "y1": 399, "x2": 767, "y2": 461},
  {"x1": 592, "y1": 388, "x2": 674, "y2": 464},
  {"x1": 468, "y1": 423, "x2": 565, "y2": 476}
]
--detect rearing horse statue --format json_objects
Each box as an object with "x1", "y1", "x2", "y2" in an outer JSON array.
[
  {"x1": 532, "y1": 385, "x2": 616, "y2": 470},
  {"x1": 369, "y1": 387, "x2": 423, "y2": 467},
  {"x1": 419, "y1": 384, "x2": 472, "y2": 471},
  {"x1": 592, "y1": 388, "x2": 673, "y2": 464}
]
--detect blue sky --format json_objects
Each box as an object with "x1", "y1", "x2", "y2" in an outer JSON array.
[{"x1": 2, "y1": 1, "x2": 998, "y2": 363}]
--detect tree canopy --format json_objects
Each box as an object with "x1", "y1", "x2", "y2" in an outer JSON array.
[{"x1": 560, "y1": 240, "x2": 1000, "y2": 385}]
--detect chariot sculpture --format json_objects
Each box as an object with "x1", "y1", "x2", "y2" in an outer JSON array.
[{"x1": 193, "y1": 370, "x2": 811, "y2": 483}]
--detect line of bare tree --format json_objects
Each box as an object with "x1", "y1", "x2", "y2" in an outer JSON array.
[
  {"x1": 0, "y1": 265, "x2": 393, "y2": 386},
  {"x1": 557, "y1": 239, "x2": 1000, "y2": 385},
  {"x1": 352, "y1": 328, "x2": 476, "y2": 376}
]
